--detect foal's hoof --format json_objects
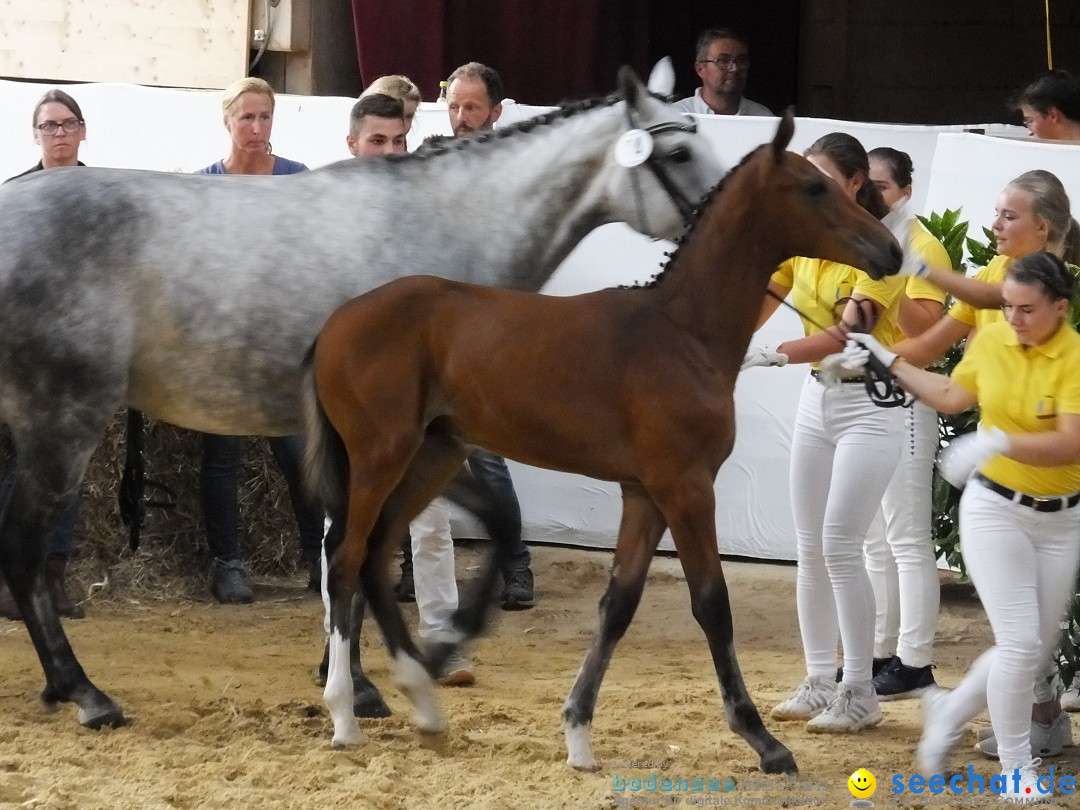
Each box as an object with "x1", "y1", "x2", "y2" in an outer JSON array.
[
  {"x1": 759, "y1": 746, "x2": 798, "y2": 775},
  {"x1": 354, "y1": 680, "x2": 392, "y2": 719},
  {"x1": 78, "y1": 704, "x2": 129, "y2": 730}
]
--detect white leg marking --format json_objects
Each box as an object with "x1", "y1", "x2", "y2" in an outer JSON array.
[
  {"x1": 325, "y1": 630, "x2": 363, "y2": 747},
  {"x1": 320, "y1": 523, "x2": 331, "y2": 637},
  {"x1": 564, "y1": 719, "x2": 598, "y2": 771},
  {"x1": 394, "y1": 651, "x2": 445, "y2": 734}
]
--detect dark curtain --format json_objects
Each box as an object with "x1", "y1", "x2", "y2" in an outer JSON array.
[
  {"x1": 350, "y1": 0, "x2": 798, "y2": 110},
  {"x1": 352, "y1": 0, "x2": 652, "y2": 104}
]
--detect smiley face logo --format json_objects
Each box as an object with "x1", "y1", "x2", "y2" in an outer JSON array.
[{"x1": 848, "y1": 768, "x2": 876, "y2": 799}]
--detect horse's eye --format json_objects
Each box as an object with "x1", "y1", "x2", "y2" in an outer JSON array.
[
  {"x1": 806, "y1": 179, "x2": 828, "y2": 197},
  {"x1": 668, "y1": 146, "x2": 691, "y2": 164}
]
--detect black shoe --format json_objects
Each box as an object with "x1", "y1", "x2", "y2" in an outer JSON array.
[
  {"x1": 872, "y1": 657, "x2": 935, "y2": 701},
  {"x1": 836, "y1": 656, "x2": 893, "y2": 684},
  {"x1": 501, "y1": 567, "x2": 535, "y2": 610},
  {"x1": 395, "y1": 562, "x2": 415, "y2": 603},
  {"x1": 210, "y1": 558, "x2": 254, "y2": 604}
]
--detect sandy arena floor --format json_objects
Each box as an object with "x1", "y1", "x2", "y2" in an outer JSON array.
[{"x1": 1, "y1": 545, "x2": 1077, "y2": 809}]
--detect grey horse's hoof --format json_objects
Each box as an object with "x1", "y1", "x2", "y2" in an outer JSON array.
[
  {"x1": 42, "y1": 685, "x2": 128, "y2": 729},
  {"x1": 760, "y1": 746, "x2": 798, "y2": 775}
]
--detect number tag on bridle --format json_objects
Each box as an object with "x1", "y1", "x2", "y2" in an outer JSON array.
[{"x1": 614, "y1": 129, "x2": 654, "y2": 167}]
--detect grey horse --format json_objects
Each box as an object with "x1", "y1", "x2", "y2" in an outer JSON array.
[{"x1": 0, "y1": 67, "x2": 723, "y2": 731}]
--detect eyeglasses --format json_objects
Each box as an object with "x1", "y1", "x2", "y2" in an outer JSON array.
[
  {"x1": 698, "y1": 55, "x2": 750, "y2": 70},
  {"x1": 34, "y1": 117, "x2": 83, "y2": 135}
]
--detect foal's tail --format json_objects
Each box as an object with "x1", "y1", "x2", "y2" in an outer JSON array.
[{"x1": 301, "y1": 341, "x2": 349, "y2": 520}]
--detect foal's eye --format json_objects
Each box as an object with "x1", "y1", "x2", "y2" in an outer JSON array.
[
  {"x1": 806, "y1": 179, "x2": 828, "y2": 197},
  {"x1": 667, "y1": 146, "x2": 692, "y2": 164}
]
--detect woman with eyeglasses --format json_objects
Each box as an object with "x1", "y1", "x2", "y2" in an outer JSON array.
[
  {"x1": 194, "y1": 77, "x2": 322, "y2": 604},
  {"x1": 743, "y1": 132, "x2": 906, "y2": 733},
  {"x1": 0, "y1": 88, "x2": 91, "y2": 621},
  {"x1": 843, "y1": 252, "x2": 1080, "y2": 803},
  {"x1": 11, "y1": 88, "x2": 87, "y2": 176}
]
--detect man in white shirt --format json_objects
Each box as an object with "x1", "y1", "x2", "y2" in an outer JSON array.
[{"x1": 673, "y1": 28, "x2": 772, "y2": 117}]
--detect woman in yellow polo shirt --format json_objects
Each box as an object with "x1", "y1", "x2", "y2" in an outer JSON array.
[
  {"x1": 887, "y1": 168, "x2": 1077, "y2": 760},
  {"x1": 861, "y1": 147, "x2": 949, "y2": 701},
  {"x1": 845, "y1": 252, "x2": 1080, "y2": 802},
  {"x1": 744, "y1": 132, "x2": 906, "y2": 733},
  {"x1": 889, "y1": 170, "x2": 1076, "y2": 367}
]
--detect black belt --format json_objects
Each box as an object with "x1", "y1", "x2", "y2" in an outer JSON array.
[
  {"x1": 974, "y1": 472, "x2": 1080, "y2": 513},
  {"x1": 809, "y1": 369, "x2": 862, "y2": 384}
]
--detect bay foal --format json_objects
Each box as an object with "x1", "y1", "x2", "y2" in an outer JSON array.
[{"x1": 303, "y1": 112, "x2": 902, "y2": 772}]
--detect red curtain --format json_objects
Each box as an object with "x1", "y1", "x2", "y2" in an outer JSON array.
[{"x1": 350, "y1": 0, "x2": 652, "y2": 104}]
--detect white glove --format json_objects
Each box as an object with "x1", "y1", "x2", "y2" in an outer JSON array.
[
  {"x1": 936, "y1": 426, "x2": 1011, "y2": 489},
  {"x1": 838, "y1": 343, "x2": 871, "y2": 373},
  {"x1": 817, "y1": 352, "x2": 858, "y2": 386},
  {"x1": 881, "y1": 201, "x2": 928, "y2": 278},
  {"x1": 844, "y1": 333, "x2": 898, "y2": 371},
  {"x1": 741, "y1": 345, "x2": 788, "y2": 371}
]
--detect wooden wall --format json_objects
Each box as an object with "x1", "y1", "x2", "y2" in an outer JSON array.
[{"x1": 0, "y1": 0, "x2": 250, "y2": 89}]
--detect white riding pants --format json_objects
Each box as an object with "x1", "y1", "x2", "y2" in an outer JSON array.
[
  {"x1": 790, "y1": 376, "x2": 903, "y2": 689},
  {"x1": 410, "y1": 496, "x2": 459, "y2": 644},
  {"x1": 939, "y1": 482, "x2": 1080, "y2": 767},
  {"x1": 863, "y1": 400, "x2": 940, "y2": 667},
  {"x1": 319, "y1": 500, "x2": 459, "y2": 643}
]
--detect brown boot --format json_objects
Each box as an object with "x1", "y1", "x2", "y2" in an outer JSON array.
[
  {"x1": 45, "y1": 558, "x2": 85, "y2": 619},
  {"x1": 0, "y1": 572, "x2": 21, "y2": 621}
]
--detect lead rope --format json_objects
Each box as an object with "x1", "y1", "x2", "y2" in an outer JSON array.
[{"x1": 764, "y1": 287, "x2": 913, "y2": 409}]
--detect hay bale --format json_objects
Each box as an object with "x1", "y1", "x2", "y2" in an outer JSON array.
[{"x1": 0, "y1": 411, "x2": 308, "y2": 601}]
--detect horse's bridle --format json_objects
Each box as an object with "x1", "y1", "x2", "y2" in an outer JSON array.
[{"x1": 622, "y1": 104, "x2": 702, "y2": 232}]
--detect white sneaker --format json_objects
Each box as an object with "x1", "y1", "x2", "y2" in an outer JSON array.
[
  {"x1": 975, "y1": 712, "x2": 1073, "y2": 758},
  {"x1": 806, "y1": 684, "x2": 882, "y2": 733},
  {"x1": 771, "y1": 676, "x2": 836, "y2": 720},
  {"x1": 998, "y1": 758, "x2": 1052, "y2": 804},
  {"x1": 916, "y1": 687, "x2": 964, "y2": 776},
  {"x1": 1061, "y1": 675, "x2": 1080, "y2": 712}
]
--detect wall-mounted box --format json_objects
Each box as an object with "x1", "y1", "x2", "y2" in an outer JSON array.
[{"x1": 250, "y1": 0, "x2": 309, "y2": 52}]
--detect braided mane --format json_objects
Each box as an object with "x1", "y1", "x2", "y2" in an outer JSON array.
[{"x1": 393, "y1": 94, "x2": 622, "y2": 162}]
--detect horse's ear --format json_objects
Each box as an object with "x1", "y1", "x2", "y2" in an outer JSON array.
[
  {"x1": 646, "y1": 57, "x2": 676, "y2": 99},
  {"x1": 618, "y1": 66, "x2": 644, "y2": 108},
  {"x1": 771, "y1": 107, "x2": 795, "y2": 163}
]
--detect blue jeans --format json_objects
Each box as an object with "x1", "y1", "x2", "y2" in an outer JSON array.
[
  {"x1": 200, "y1": 433, "x2": 323, "y2": 563},
  {"x1": 0, "y1": 473, "x2": 78, "y2": 560},
  {"x1": 399, "y1": 450, "x2": 531, "y2": 574}
]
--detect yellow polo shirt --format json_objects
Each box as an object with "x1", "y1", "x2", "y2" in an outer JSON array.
[
  {"x1": 952, "y1": 319, "x2": 1080, "y2": 495},
  {"x1": 947, "y1": 254, "x2": 1011, "y2": 331},
  {"x1": 772, "y1": 257, "x2": 906, "y2": 368},
  {"x1": 881, "y1": 222, "x2": 950, "y2": 343}
]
